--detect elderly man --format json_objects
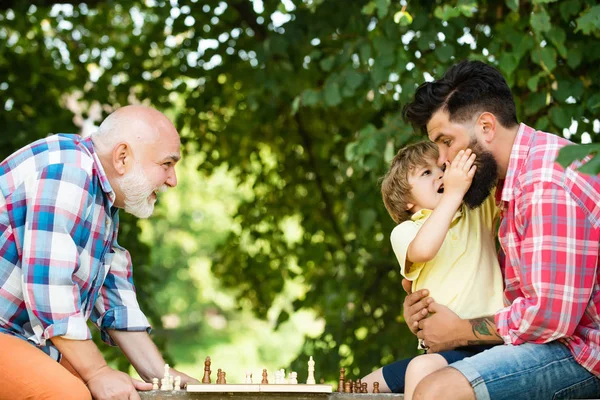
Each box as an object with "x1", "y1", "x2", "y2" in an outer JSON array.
[
  {"x1": 0, "y1": 105, "x2": 199, "y2": 399},
  {"x1": 401, "y1": 61, "x2": 600, "y2": 399}
]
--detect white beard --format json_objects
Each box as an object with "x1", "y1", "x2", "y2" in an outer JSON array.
[{"x1": 116, "y1": 163, "x2": 167, "y2": 219}]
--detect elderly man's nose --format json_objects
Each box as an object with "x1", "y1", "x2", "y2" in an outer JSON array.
[{"x1": 167, "y1": 170, "x2": 178, "y2": 188}]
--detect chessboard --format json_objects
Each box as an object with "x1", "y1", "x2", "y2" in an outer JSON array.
[{"x1": 186, "y1": 384, "x2": 333, "y2": 393}]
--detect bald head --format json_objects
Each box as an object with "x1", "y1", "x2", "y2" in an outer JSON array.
[{"x1": 92, "y1": 105, "x2": 179, "y2": 151}]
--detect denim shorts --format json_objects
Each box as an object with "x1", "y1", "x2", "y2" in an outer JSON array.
[
  {"x1": 450, "y1": 341, "x2": 600, "y2": 400},
  {"x1": 382, "y1": 344, "x2": 496, "y2": 393}
]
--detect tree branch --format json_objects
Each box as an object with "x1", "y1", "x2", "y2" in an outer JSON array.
[{"x1": 294, "y1": 113, "x2": 348, "y2": 249}]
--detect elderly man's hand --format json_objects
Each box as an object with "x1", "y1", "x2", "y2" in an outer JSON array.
[
  {"x1": 402, "y1": 278, "x2": 434, "y2": 336},
  {"x1": 86, "y1": 365, "x2": 151, "y2": 400},
  {"x1": 416, "y1": 302, "x2": 463, "y2": 353}
]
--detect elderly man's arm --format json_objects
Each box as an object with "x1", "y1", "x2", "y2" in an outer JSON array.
[
  {"x1": 52, "y1": 336, "x2": 151, "y2": 400},
  {"x1": 109, "y1": 330, "x2": 200, "y2": 386}
]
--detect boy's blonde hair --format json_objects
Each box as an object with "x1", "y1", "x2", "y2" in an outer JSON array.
[{"x1": 381, "y1": 141, "x2": 439, "y2": 224}]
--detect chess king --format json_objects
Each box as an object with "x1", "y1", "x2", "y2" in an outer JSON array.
[{"x1": 0, "y1": 105, "x2": 200, "y2": 399}]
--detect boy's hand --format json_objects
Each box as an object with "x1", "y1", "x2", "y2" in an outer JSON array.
[{"x1": 442, "y1": 149, "x2": 476, "y2": 200}]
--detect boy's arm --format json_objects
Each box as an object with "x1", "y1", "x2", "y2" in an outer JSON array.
[
  {"x1": 407, "y1": 149, "x2": 476, "y2": 264},
  {"x1": 407, "y1": 192, "x2": 463, "y2": 263}
]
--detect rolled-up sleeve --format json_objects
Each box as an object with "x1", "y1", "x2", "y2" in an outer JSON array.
[
  {"x1": 21, "y1": 165, "x2": 94, "y2": 344},
  {"x1": 91, "y1": 224, "x2": 150, "y2": 346}
]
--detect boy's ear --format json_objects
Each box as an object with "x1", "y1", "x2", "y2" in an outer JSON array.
[{"x1": 406, "y1": 202, "x2": 414, "y2": 211}]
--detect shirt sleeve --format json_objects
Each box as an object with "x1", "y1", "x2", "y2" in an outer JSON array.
[
  {"x1": 21, "y1": 164, "x2": 95, "y2": 344},
  {"x1": 495, "y1": 181, "x2": 600, "y2": 344},
  {"x1": 91, "y1": 211, "x2": 150, "y2": 346},
  {"x1": 390, "y1": 221, "x2": 422, "y2": 280}
]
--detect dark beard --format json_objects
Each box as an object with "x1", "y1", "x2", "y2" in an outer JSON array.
[{"x1": 463, "y1": 141, "x2": 498, "y2": 209}]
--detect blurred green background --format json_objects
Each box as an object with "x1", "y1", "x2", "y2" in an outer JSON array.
[{"x1": 1, "y1": 0, "x2": 599, "y2": 384}]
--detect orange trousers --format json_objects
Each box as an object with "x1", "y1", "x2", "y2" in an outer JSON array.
[{"x1": 0, "y1": 332, "x2": 91, "y2": 400}]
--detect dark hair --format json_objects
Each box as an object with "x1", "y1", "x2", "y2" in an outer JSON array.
[
  {"x1": 380, "y1": 141, "x2": 439, "y2": 224},
  {"x1": 403, "y1": 60, "x2": 518, "y2": 135}
]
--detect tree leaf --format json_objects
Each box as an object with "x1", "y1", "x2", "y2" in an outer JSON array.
[
  {"x1": 545, "y1": 27, "x2": 567, "y2": 58},
  {"x1": 376, "y1": 0, "x2": 391, "y2": 20},
  {"x1": 587, "y1": 93, "x2": 600, "y2": 112},
  {"x1": 301, "y1": 88, "x2": 321, "y2": 107},
  {"x1": 531, "y1": 47, "x2": 557, "y2": 72},
  {"x1": 550, "y1": 106, "x2": 571, "y2": 128},
  {"x1": 559, "y1": 0, "x2": 581, "y2": 22},
  {"x1": 324, "y1": 83, "x2": 342, "y2": 106},
  {"x1": 393, "y1": 10, "x2": 413, "y2": 26},
  {"x1": 434, "y1": 44, "x2": 455, "y2": 63},
  {"x1": 320, "y1": 56, "x2": 336, "y2": 72},
  {"x1": 506, "y1": 0, "x2": 519, "y2": 12},
  {"x1": 556, "y1": 144, "x2": 600, "y2": 176},
  {"x1": 530, "y1": 8, "x2": 551, "y2": 34},
  {"x1": 575, "y1": 5, "x2": 600, "y2": 35}
]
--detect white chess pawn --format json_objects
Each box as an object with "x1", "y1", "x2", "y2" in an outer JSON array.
[
  {"x1": 174, "y1": 376, "x2": 181, "y2": 391},
  {"x1": 245, "y1": 372, "x2": 253, "y2": 384},
  {"x1": 160, "y1": 378, "x2": 168, "y2": 391},
  {"x1": 289, "y1": 372, "x2": 298, "y2": 384},
  {"x1": 152, "y1": 377, "x2": 159, "y2": 390},
  {"x1": 306, "y1": 356, "x2": 316, "y2": 384},
  {"x1": 280, "y1": 369, "x2": 286, "y2": 384}
]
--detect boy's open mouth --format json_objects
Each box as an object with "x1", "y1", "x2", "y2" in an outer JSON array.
[{"x1": 437, "y1": 185, "x2": 444, "y2": 194}]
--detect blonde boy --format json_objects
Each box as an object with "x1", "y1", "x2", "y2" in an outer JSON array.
[{"x1": 362, "y1": 141, "x2": 503, "y2": 398}]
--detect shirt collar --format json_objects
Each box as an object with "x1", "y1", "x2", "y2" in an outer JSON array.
[
  {"x1": 500, "y1": 123, "x2": 535, "y2": 204},
  {"x1": 79, "y1": 136, "x2": 117, "y2": 206},
  {"x1": 411, "y1": 205, "x2": 463, "y2": 222}
]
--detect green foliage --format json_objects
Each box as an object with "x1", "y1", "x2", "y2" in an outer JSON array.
[{"x1": 1, "y1": 0, "x2": 599, "y2": 383}]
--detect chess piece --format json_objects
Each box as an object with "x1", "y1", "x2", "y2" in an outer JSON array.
[
  {"x1": 262, "y1": 369, "x2": 268, "y2": 384},
  {"x1": 373, "y1": 382, "x2": 380, "y2": 393},
  {"x1": 169, "y1": 375, "x2": 174, "y2": 390},
  {"x1": 152, "y1": 377, "x2": 159, "y2": 390},
  {"x1": 160, "y1": 378, "x2": 168, "y2": 391},
  {"x1": 222, "y1": 371, "x2": 227, "y2": 384},
  {"x1": 337, "y1": 368, "x2": 345, "y2": 392},
  {"x1": 344, "y1": 380, "x2": 352, "y2": 393},
  {"x1": 356, "y1": 378, "x2": 362, "y2": 390},
  {"x1": 289, "y1": 371, "x2": 298, "y2": 384},
  {"x1": 274, "y1": 370, "x2": 281, "y2": 384},
  {"x1": 174, "y1": 376, "x2": 181, "y2": 391},
  {"x1": 217, "y1": 369, "x2": 223, "y2": 384},
  {"x1": 361, "y1": 382, "x2": 368, "y2": 393},
  {"x1": 281, "y1": 369, "x2": 286, "y2": 384},
  {"x1": 245, "y1": 372, "x2": 253, "y2": 384},
  {"x1": 202, "y1": 357, "x2": 212, "y2": 383},
  {"x1": 353, "y1": 380, "x2": 359, "y2": 393},
  {"x1": 306, "y1": 356, "x2": 316, "y2": 384}
]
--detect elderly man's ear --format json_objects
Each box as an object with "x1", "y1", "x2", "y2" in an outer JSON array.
[{"x1": 112, "y1": 143, "x2": 131, "y2": 175}]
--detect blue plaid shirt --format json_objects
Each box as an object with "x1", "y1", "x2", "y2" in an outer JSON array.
[{"x1": 0, "y1": 134, "x2": 150, "y2": 360}]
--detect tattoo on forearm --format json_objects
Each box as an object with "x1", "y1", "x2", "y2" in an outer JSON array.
[{"x1": 470, "y1": 316, "x2": 502, "y2": 339}]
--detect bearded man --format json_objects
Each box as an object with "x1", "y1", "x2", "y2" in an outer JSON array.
[
  {"x1": 402, "y1": 61, "x2": 600, "y2": 400},
  {"x1": 0, "y1": 105, "x2": 199, "y2": 400}
]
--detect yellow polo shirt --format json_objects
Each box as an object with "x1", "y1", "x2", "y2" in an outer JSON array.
[{"x1": 390, "y1": 193, "x2": 504, "y2": 319}]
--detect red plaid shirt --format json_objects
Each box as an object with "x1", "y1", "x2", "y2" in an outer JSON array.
[{"x1": 495, "y1": 123, "x2": 600, "y2": 375}]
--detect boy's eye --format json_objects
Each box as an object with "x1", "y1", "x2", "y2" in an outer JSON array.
[
  {"x1": 422, "y1": 170, "x2": 431, "y2": 176},
  {"x1": 443, "y1": 140, "x2": 452, "y2": 146}
]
